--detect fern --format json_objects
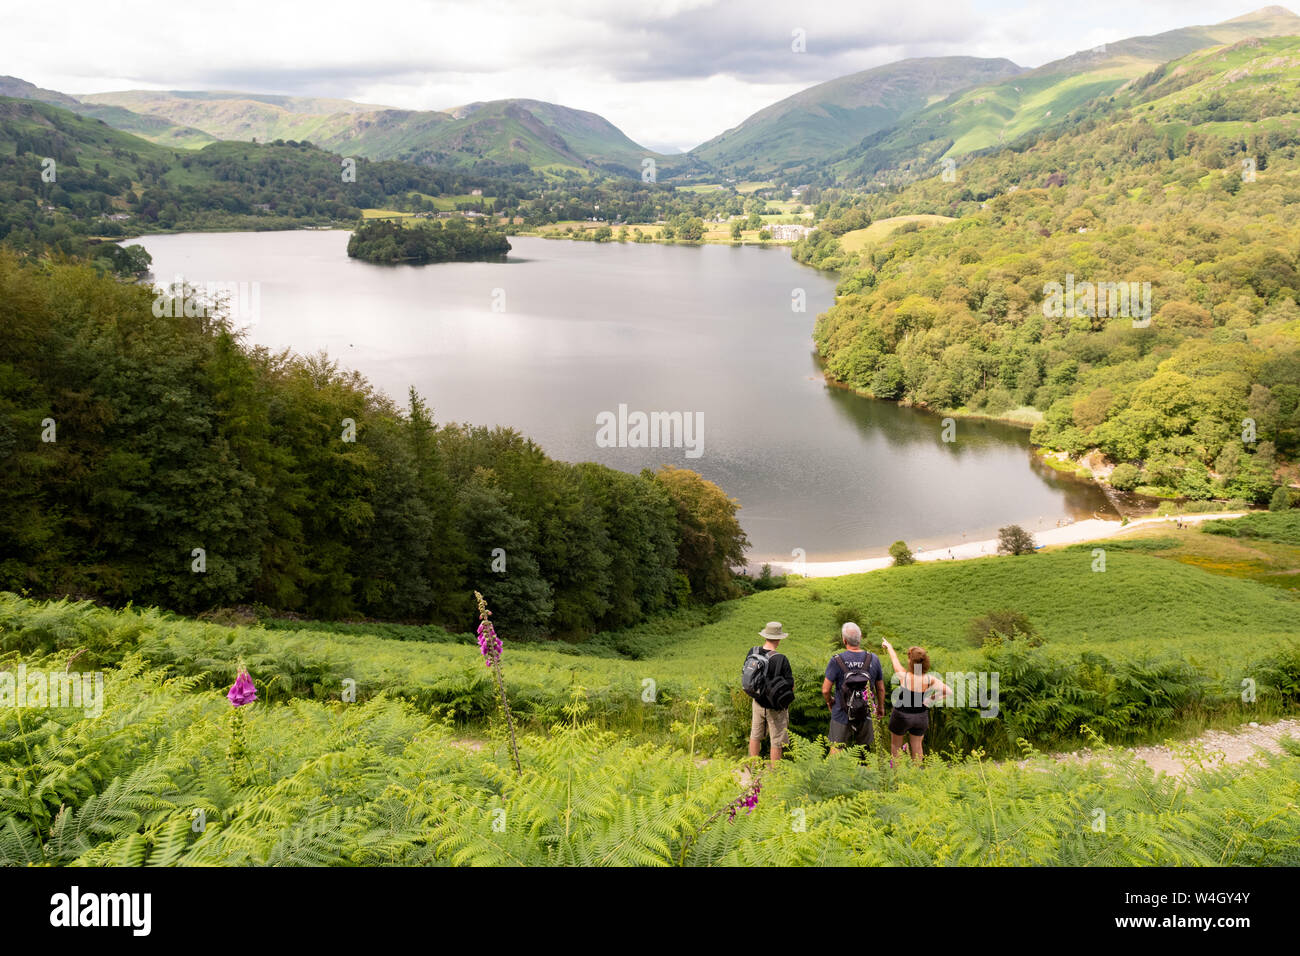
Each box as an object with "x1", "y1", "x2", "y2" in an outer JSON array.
[{"x1": 3, "y1": 630, "x2": 1298, "y2": 867}]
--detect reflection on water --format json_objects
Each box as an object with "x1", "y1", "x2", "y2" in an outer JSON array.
[{"x1": 136, "y1": 230, "x2": 1117, "y2": 562}]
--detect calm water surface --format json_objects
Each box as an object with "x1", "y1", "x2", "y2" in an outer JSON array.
[{"x1": 136, "y1": 231, "x2": 1114, "y2": 562}]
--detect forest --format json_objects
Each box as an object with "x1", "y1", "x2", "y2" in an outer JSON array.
[
  {"x1": 0, "y1": 250, "x2": 749, "y2": 636},
  {"x1": 346, "y1": 218, "x2": 511, "y2": 263},
  {"x1": 796, "y1": 45, "x2": 1300, "y2": 501}
]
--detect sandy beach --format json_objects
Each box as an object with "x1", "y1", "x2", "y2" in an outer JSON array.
[{"x1": 762, "y1": 512, "x2": 1248, "y2": 578}]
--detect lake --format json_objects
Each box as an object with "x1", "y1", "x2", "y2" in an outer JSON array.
[{"x1": 134, "y1": 230, "x2": 1115, "y2": 563}]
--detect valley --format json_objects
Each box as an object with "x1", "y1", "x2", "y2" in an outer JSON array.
[{"x1": 1, "y1": 2, "x2": 1298, "y2": 877}]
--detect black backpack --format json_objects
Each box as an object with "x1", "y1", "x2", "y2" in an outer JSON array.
[
  {"x1": 742, "y1": 647, "x2": 793, "y2": 710},
  {"x1": 836, "y1": 652, "x2": 877, "y2": 728}
]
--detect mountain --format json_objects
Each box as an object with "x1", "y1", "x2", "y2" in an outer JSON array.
[
  {"x1": 0, "y1": 94, "x2": 520, "y2": 270},
  {"x1": 828, "y1": 5, "x2": 1300, "y2": 184},
  {"x1": 0, "y1": 76, "x2": 217, "y2": 149},
  {"x1": 77, "y1": 89, "x2": 695, "y2": 178},
  {"x1": 689, "y1": 56, "x2": 1026, "y2": 178},
  {"x1": 362, "y1": 99, "x2": 699, "y2": 177},
  {"x1": 440, "y1": 99, "x2": 675, "y2": 176},
  {"x1": 77, "y1": 89, "x2": 391, "y2": 148},
  {"x1": 1129, "y1": 30, "x2": 1300, "y2": 120},
  {"x1": 81, "y1": 89, "x2": 387, "y2": 116},
  {"x1": 802, "y1": 30, "x2": 1300, "y2": 505},
  {"x1": 10, "y1": 6, "x2": 1299, "y2": 183},
  {"x1": 0, "y1": 75, "x2": 79, "y2": 108}
]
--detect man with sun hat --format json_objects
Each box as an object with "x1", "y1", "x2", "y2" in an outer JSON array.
[{"x1": 743, "y1": 621, "x2": 795, "y2": 763}]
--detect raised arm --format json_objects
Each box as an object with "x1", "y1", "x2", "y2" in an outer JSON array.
[{"x1": 880, "y1": 638, "x2": 904, "y2": 675}]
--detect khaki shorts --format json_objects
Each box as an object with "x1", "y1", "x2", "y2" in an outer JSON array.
[{"x1": 751, "y1": 700, "x2": 790, "y2": 747}]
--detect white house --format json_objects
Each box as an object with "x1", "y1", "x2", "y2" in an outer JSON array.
[{"x1": 768, "y1": 223, "x2": 812, "y2": 241}]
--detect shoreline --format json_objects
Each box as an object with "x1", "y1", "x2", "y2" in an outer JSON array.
[
  {"x1": 817, "y1": 372, "x2": 1044, "y2": 432},
  {"x1": 757, "y1": 512, "x2": 1250, "y2": 578},
  {"x1": 518, "y1": 230, "x2": 803, "y2": 248}
]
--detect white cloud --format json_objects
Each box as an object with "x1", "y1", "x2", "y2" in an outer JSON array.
[{"x1": 0, "y1": 0, "x2": 1271, "y2": 150}]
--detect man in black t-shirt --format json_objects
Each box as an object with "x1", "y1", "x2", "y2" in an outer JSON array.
[{"x1": 822, "y1": 622, "x2": 885, "y2": 749}]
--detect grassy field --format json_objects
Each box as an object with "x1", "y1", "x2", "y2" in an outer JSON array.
[
  {"x1": 761, "y1": 199, "x2": 809, "y2": 215},
  {"x1": 360, "y1": 193, "x2": 494, "y2": 220},
  {"x1": 1187, "y1": 511, "x2": 1300, "y2": 589},
  {"x1": 410, "y1": 192, "x2": 495, "y2": 211},
  {"x1": 839, "y1": 214, "x2": 956, "y2": 252},
  {"x1": 531, "y1": 221, "x2": 807, "y2": 245},
  {"x1": 942, "y1": 402, "x2": 1043, "y2": 428}
]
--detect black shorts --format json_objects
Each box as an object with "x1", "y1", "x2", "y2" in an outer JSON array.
[
  {"x1": 829, "y1": 718, "x2": 874, "y2": 748},
  {"x1": 888, "y1": 708, "x2": 929, "y2": 737}
]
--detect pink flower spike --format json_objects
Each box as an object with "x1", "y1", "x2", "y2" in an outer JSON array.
[{"x1": 227, "y1": 670, "x2": 257, "y2": 707}]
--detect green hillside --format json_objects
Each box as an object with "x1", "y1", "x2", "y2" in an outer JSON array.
[
  {"x1": 0, "y1": 96, "x2": 515, "y2": 263},
  {"x1": 71, "y1": 104, "x2": 218, "y2": 149},
  {"x1": 76, "y1": 89, "x2": 387, "y2": 145},
  {"x1": 0, "y1": 76, "x2": 217, "y2": 150},
  {"x1": 76, "y1": 89, "x2": 692, "y2": 178},
  {"x1": 838, "y1": 214, "x2": 955, "y2": 251},
  {"x1": 436, "y1": 99, "x2": 685, "y2": 177},
  {"x1": 81, "y1": 88, "x2": 386, "y2": 113},
  {"x1": 0, "y1": 92, "x2": 770, "y2": 262},
  {"x1": 690, "y1": 57, "x2": 1025, "y2": 178},
  {"x1": 1129, "y1": 32, "x2": 1300, "y2": 130},
  {"x1": 830, "y1": 6, "x2": 1300, "y2": 184},
  {"x1": 0, "y1": 95, "x2": 174, "y2": 169},
  {"x1": 799, "y1": 32, "x2": 1300, "y2": 504}
]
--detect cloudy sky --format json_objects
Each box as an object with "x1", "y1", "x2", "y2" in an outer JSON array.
[{"x1": 2, "y1": 0, "x2": 1277, "y2": 151}]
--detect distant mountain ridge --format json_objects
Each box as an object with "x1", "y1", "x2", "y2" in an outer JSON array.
[
  {"x1": 5, "y1": 6, "x2": 1299, "y2": 182},
  {"x1": 690, "y1": 56, "x2": 1027, "y2": 177},
  {"x1": 74, "y1": 89, "x2": 699, "y2": 178},
  {"x1": 0, "y1": 76, "x2": 217, "y2": 148},
  {"x1": 824, "y1": 4, "x2": 1300, "y2": 184}
]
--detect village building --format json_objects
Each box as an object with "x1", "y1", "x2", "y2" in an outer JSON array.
[{"x1": 768, "y1": 223, "x2": 812, "y2": 241}]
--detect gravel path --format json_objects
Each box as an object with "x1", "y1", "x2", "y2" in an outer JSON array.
[{"x1": 1031, "y1": 718, "x2": 1300, "y2": 778}]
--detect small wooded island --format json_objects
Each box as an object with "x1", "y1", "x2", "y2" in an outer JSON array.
[{"x1": 346, "y1": 217, "x2": 511, "y2": 264}]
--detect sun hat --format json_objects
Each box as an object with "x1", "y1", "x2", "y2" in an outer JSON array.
[{"x1": 759, "y1": 621, "x2": 789, "y2": 641}]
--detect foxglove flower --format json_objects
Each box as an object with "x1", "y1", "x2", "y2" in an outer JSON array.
[
  {"x1": 474, "y1": 591, "x2": 522, "y2": 774},
  {"x1": 476, "y1": 619, "x2": 502, "y2": 667},
  {"x1": 728, "y1": 779, "x2": 762, "y2": 821},
  {"x1": 227, "y1": 669, "x2": 257, "y2": 707}
]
